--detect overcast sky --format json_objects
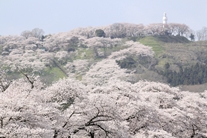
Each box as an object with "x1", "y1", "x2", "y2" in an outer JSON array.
[{"x1": 1, "y1": 0, "x2": 207, "y2": 35}]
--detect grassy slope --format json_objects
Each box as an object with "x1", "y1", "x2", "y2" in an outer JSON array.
[
  {"x1": 139, "y1": 36, "x2": 170, "y2": 71},
  {"x1": 41, "y1": 67, "x2": 67, "y2": 85},
  {"x1": 139, "y1": 36, "x2": 207, "y2": 91},
  {"x1": 139, "y1": 36, "x2": 195, "y2": 70},
  {"x1": 139, "y1": 36, "x2": 164, "y2": 57}
]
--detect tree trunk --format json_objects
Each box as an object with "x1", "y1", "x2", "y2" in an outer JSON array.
[{"x1": 89, "y1": 132, "x2": 94, "y2": 138}]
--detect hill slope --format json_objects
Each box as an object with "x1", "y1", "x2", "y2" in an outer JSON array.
[
  {"x1": 0, "y1": 25, "x2": 207, "y2": 90},
  {"x1": 0, "y1": 24, "x2": 207, "y2": 137}
]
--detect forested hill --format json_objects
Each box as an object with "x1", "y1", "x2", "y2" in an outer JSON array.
[
  {"x1": 0, "y1": 23, "x2": 207, "y2": 137},
  {"x1": 0, "y1": 23, "x2": 207, "y2": 90}
]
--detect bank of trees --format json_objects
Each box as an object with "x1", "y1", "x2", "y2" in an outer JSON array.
[
  {"x1": 19, "y1": 23, "x2": 207, "y2": 42},
  {"x1": 21, "y1": 28, "x2": 44, "y2": 40},
  {"x1": 161, "y1": 63, "x2": 207, "y2": 86},
  {"x1": 0, "y1": 72, "x2": 207, "y2": 137},
  {"x1": 69, "y1": 23, "x2": 206, "y2": 41},
  {"x1": 68, "y1": 23, "x2": 191, "y2": 39},
  {"x1": 196, "y1": 27, "x2": 207, "y2": 41},
  {"x1": 105, "y1": 23, "x2": 191, "y2": 38}
]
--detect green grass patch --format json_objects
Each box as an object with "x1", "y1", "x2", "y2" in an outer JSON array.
[
  {"x1": 0, "y1": 45, "x2": 3, "y2": 53},
  {"x1": 76, "y1": 48, "x2": 93, "y2": 59},
  {"x1": 42, "y1": 67, "x2": 67, "y2": 84},
  {"x1": 75, "y1": 74, "x2": 82, "y2": 81},
  {"x1": 111, "y1": 45, "x2": 128, "y2": 52},
  {"x1": 76, "y1": 44, "x2": 128, "y2": 60},
  {"x1": 155, "y1": 58, "x2": 171, "y2": 71},
  {"x1": 104, "y1": 44, "x2": 129, "y2": 57},
  {"x1": 154, "y1": 35, "x2": 190, "y2": 43},
  {"x1": 139, "y1": 36, "x2": 164, "y2": 57}
]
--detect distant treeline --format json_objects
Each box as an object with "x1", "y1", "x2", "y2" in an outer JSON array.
[
  {"x1": 116, "y1": 56, "x2": 207, "y2": 86},
  {"x1": 19, "y1": 23, "x2": 207, "y2": 42},
  {"x1": 160, "y1": 63, "x2": 207, "y2": 86}
]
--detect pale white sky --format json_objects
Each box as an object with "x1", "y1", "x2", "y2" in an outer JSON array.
[{"x1": 0, "y1": 0, "x2": 207, "y2": 35}]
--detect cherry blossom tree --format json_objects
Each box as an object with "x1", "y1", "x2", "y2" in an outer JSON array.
[
  {"x1": 145, "y1": 23, "x2": 163, "y2": 35},
  {"x1": 0, "y1": 75, "x2": 207, "y2": 137},
  {"x1": 21, "y1": 30, "x2": 32, "y2": 39},
  {"x1": 21, "y1": 28, "x2": 44, "y2": 40},
  {"x1": 0, "y1": 70, "x2": 11, "y2": 92},
  {"x1": 196, "y1": 27, "x2": 207, "y2": 41},
  {"x1": 31, "y1": 28, "x2": 44, "y2": 40}
]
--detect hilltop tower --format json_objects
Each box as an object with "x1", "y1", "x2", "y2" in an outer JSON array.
[{"x1": 163, "y1": 12, "x2": 168, "y2": 28}]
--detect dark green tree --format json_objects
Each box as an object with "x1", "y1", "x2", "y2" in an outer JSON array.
[
  {"x1": 95, "y1": 29, "x2": 106, "y2": 37},
  {"x1": 159, "y1": 62, "x2": 207, "y2": 86},
  {"x1": 164, "y1": 63, "x2": 170, "y2": 70},
  {"x1": 116, "y1": 57, "x2": 137, "y2": 69},
  {"x1": 190, "y1": 33, "x2": 195, "y2": 41}
]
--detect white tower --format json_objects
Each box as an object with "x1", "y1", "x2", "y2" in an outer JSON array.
[{"x1": 162, "y1": 12, "x2": 167, "y2": 28}]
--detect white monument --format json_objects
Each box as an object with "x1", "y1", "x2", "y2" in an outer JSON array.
[{"x1": 162, "y1": 12, "x2": 167, "y2": 28}]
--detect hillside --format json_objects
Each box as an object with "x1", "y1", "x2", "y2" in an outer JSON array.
[
  {"x1": 1, "y1": 24, "x2": 207, "y2": 89},
  {"x1": 139, "y1": 36, "x2": 207, "y2": 90},
  {"x1": 0, "y1": 23, "x2": 207, "y2": 137}
]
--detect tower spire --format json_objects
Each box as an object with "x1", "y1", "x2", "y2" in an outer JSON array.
[{"x1": 163, "y1": 12, "x2": 167, "y2": 28}]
